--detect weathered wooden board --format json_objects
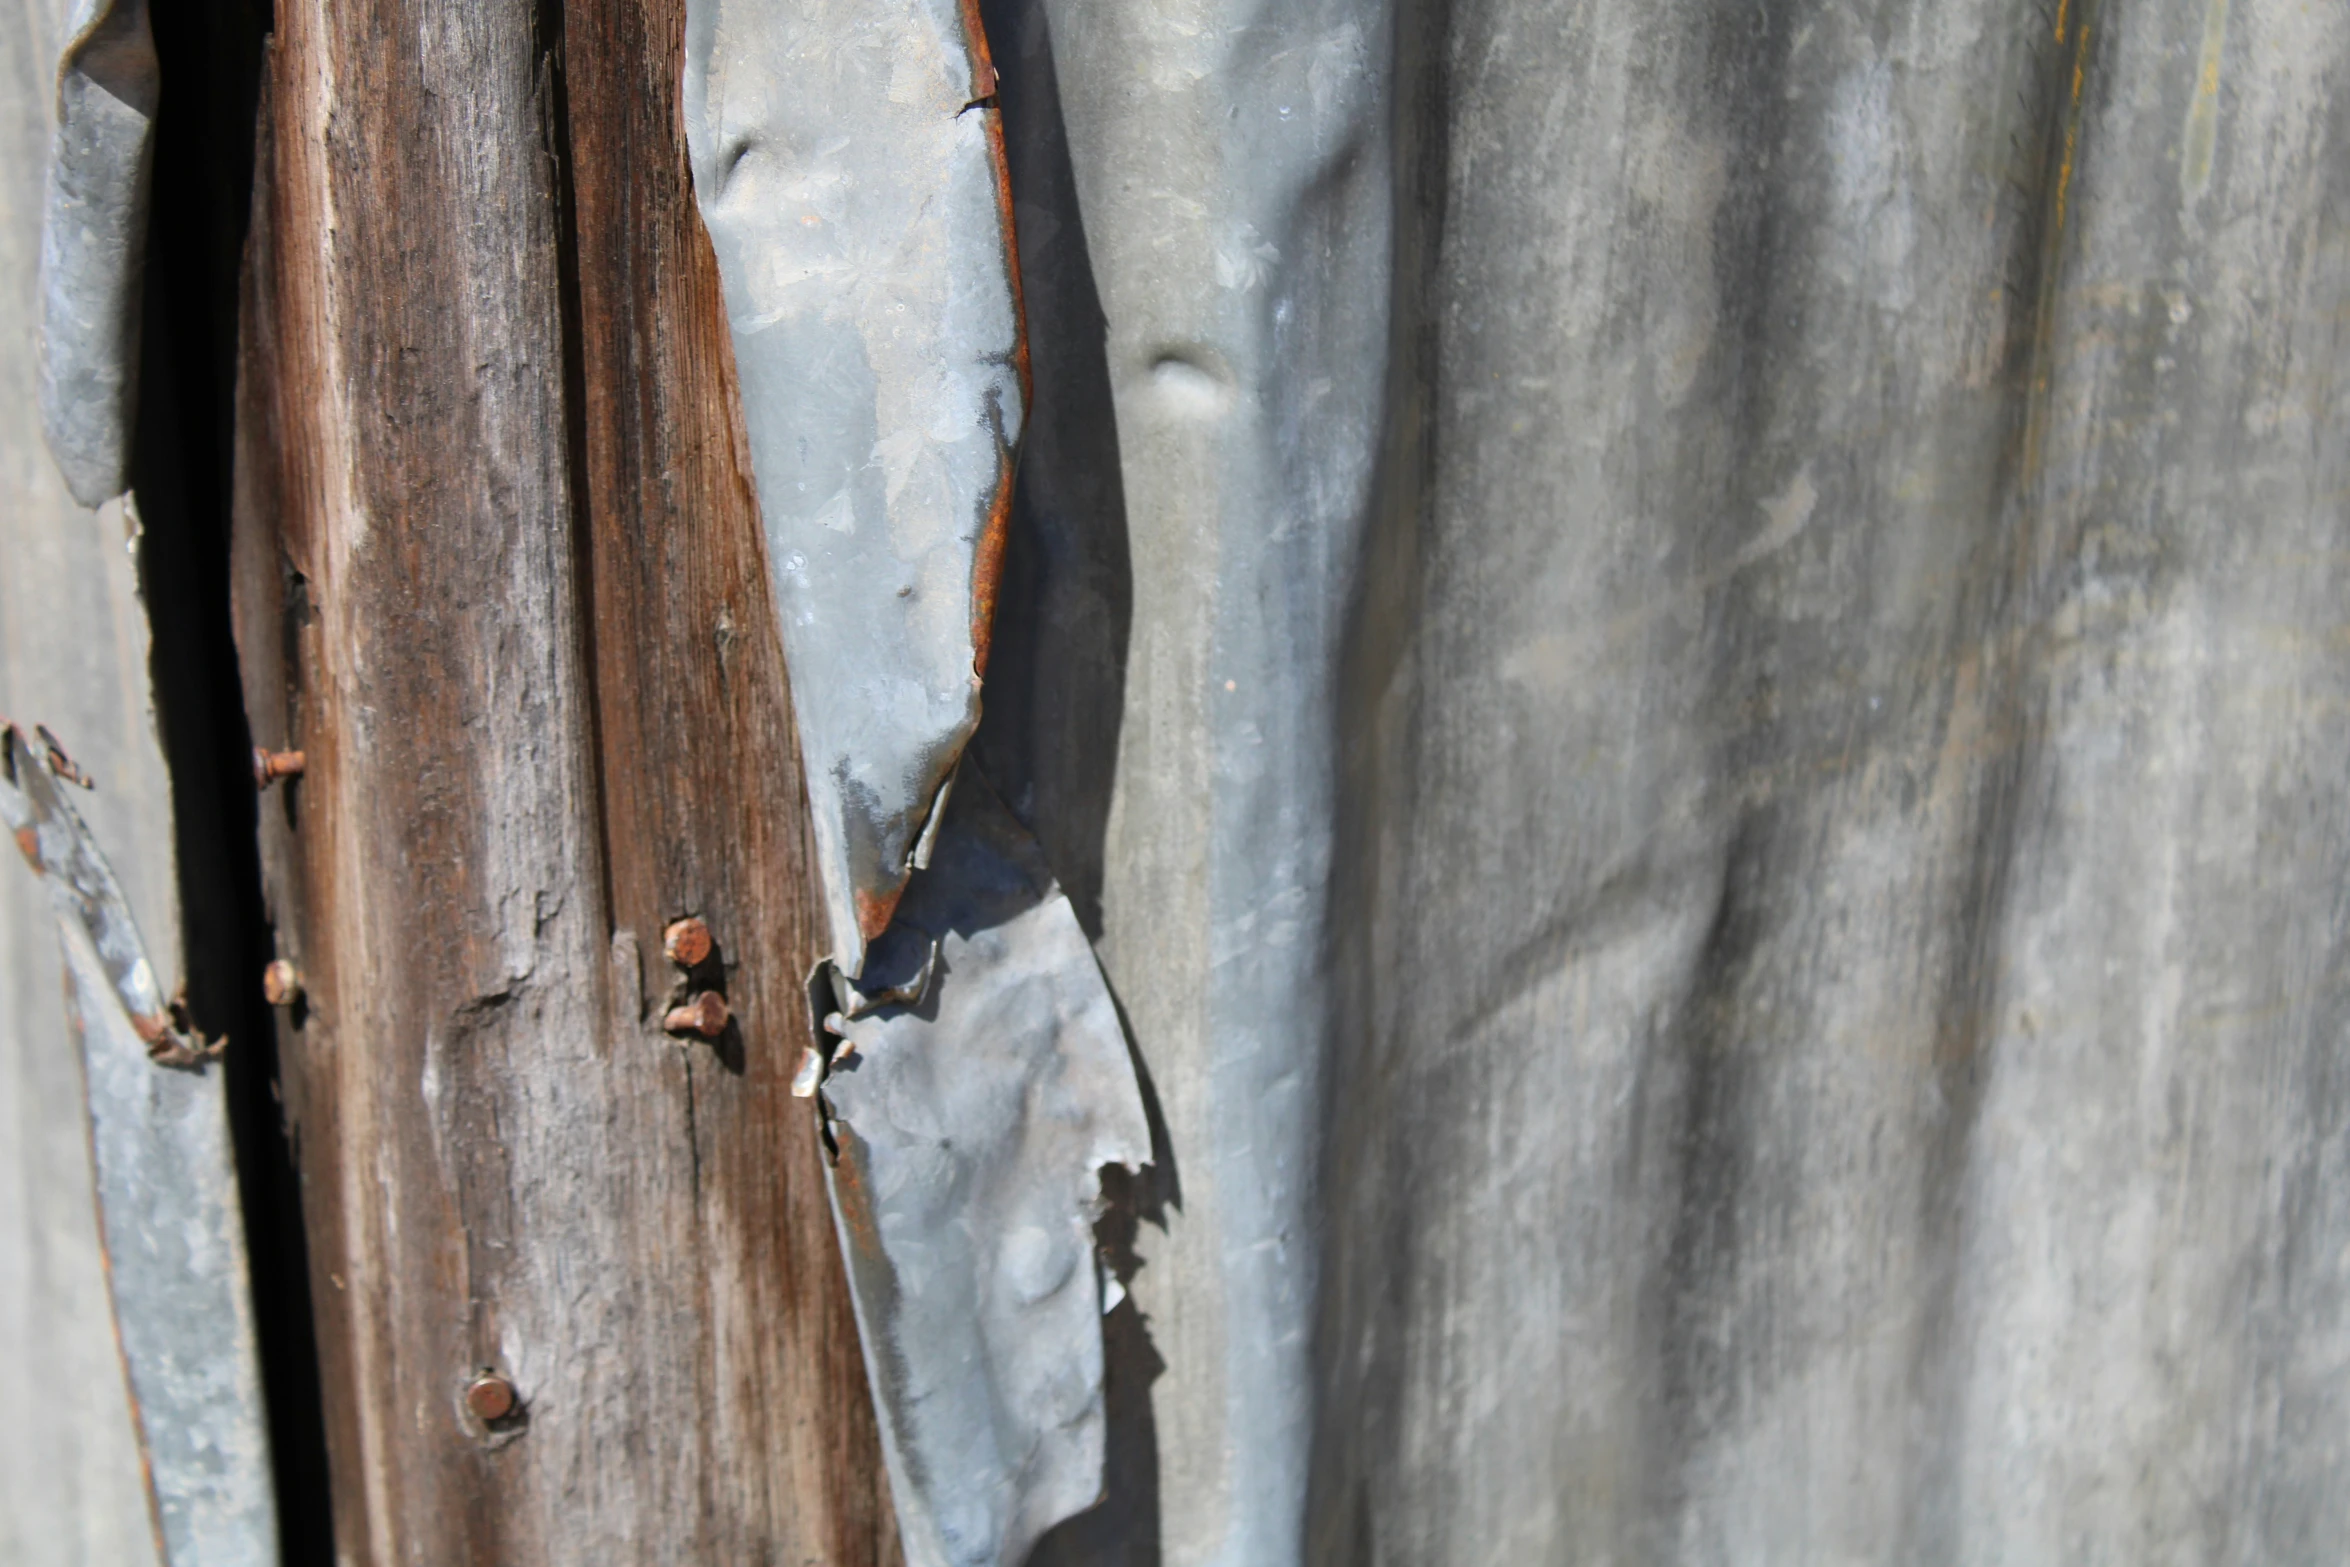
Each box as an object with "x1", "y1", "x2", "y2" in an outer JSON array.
[{"x1": 228, "y1": 0, "x2": 891, "y2": 1555}]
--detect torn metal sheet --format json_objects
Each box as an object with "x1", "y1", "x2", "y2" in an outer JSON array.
[
  {"x1": 682, "y1": 8, "x2": 1150, "y2": 1556},
  {"x1": 682, "y1": 0, "x2": 1026, "y2": 979},
  {"x1": 812, "y1": 772, "x2": 1149, "y2": 1567},
  {"x1": 0, "y1": 723, "x2": 278, "y2": 1566},
  {"x1": 38, "y1": 0, "x2": 159, "y2": 508}
]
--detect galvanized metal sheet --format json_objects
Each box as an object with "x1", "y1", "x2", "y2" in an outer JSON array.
[
  {"x1": 0, "y1": 724, "x2": 278, "y2": 1567},
  {"x1": 997, "y1": 2, "x2": 1399, "y2": 1560},
  {"x1": 682, "y1": 0, "x2": 1025, "y2": 979},
  {"x1": 812, "y1": 771, "x2": 1148, "y2": 1567},
  {"x1": 37, "y1": 0, "x2": 156, "y2": 507}
]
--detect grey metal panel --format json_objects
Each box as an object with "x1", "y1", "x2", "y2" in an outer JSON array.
[
  {"x1": 695, "y1": 0, "x2": 2350, "y2": 1556},
  {"x1": 0, "y1": 567, "x2": 160, "y2": 1567},
  {"x1": 682, "y1": 0, "x2": 1026, "y2": 979},
  {"x1": 36, "y1": 0, "x2": 155, "y2": 508},
  {"x1": 1, "y1": 6, "x2": 274, "y2": 1556},
  {"x1": 1, "y1": 731, "x2": 279, "y2": 1567},
  {"x1": 60, "y1": 912, "x2": 277, "y2": 1567},
  {"x1": 1019, "y1": 2, "x2": 1397, "y2": 1561},
  {"x1": 1318, "y1": 1, "x2": 2350, "y2": 1563},
  {"x1": 817, "y1": 773, "x2": 1149, "y2": 1567},
  {"x1": 3, "y1": 729, "x2": 208, "y2": 1062},
  {"x1": 0, "y1": 3, "x2": 162, "y2": 1559}
]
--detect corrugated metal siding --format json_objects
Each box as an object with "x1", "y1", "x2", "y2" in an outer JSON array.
[{"x1": 987, "y1": 0, "x2": 2350, "y2": 1560}]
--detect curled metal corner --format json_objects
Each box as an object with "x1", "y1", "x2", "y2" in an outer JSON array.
[
  {"x1": 1, "y1": 721, "x2": 217, "y2": 1065},
  {"x1": 38, "y1": 0, "x2": 160, "y2": 508},
  {"x1": 812, "y1": 773, "x2": 1150, "y2": 1567}
]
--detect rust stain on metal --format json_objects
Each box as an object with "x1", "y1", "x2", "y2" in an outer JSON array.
[
  {"x1": 662, "y1": 916, "x2": 714, "y2": 969},
  {"x1": 38, "y1": 725, "x2": 95, "y2": 788},
  {"x1": 14, "y1": 824, "x2": 37, "y2": 864},
  {"x1": 967, "y1": 445, "x2": 1017, "y2": 680},
  {"x1": 855, "y1": 885, "x2": 906, "y2": 946},
  {"x1": 961, "y1": 0, "x2": 1026, "y2": 685},
  {"x1": 664, "y1": 990, "x2": 732, "y2": 1038},
  {"x1": 145, "y1": 1034, "x2": 226, "y2": 1069},
  {"x1": 252, "y1": 747, "x2": 306, "y2": 788}
]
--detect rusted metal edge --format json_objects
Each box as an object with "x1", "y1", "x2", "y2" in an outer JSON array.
[
  {"x1": 2, "y1": 720, "x2": 279, "y2": 1565},
  {"x1": 39, "y1": 0, "x2": 160, "y2": 507}
]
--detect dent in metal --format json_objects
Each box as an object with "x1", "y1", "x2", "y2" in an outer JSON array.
[
  {"x1": 682, "y1": 0, "x2": 1026, "y2": 979},
  {"x1": 38, "y1": 0, "x2": 158, "y2": 508},
  {"x1": 0, "y1": 724, "x2": 278, "y2": 1565},
  {"x1": 812, "y1": 773, "x2": 1149, "y2": 1567}
]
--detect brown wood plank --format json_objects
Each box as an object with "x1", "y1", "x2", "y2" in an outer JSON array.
[
  {"x1": 553, "y1": 0, "x2": 899, "y2": 1555},
  {"x1": 228, "y1": 0, "x2": 890, "y2": 1555}
]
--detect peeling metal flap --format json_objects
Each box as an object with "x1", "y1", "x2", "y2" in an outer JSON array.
[
  {"x1": 818, "y1": 773, "x2": 1149, "y2": 1567},
  {"x1": 39, "y1": 0, "x2": 159, "y2": 507},
  {"x1": 681, "y1": 0, "x2": 1026, "y2": 978}
]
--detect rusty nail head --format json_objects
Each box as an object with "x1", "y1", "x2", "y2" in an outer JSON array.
[
  {"x1": 262, "y1": 959, "x2": 302, "y2": 1007},
  {"x1": 663, "y1": 991, "x2": 731, "y2": 1038},
  {"x1": 663, "y1": 916, "x2": 713, "y2": 969},
  {"x1": 253, "y1": 748, "x2": 306, "y2": 788},
  {"x1": 465, "y1": 1371, "x2": 518, "y2": 1423}
]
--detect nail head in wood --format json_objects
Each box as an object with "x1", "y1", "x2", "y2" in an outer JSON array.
[
  {"x1": 465, "y1": 1371, "x2": 518, "y2": 1423},
  {"x1": 663, "y1": 991, "x2": 730, "y2": 1039},
  {"x1": 262, "y1": 959, "x2": 302, "y2": 1007},
  {"x1": 253, "y1": 748, "x2": 306, "y2": 788},
  {"x1": 662, "y1": 916, "x2": 713, "y2": 969}
]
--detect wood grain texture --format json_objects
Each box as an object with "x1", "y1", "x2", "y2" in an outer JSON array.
[
  {"x1": 555, "y1": 0, "x2": 899, "y2": 1554},
  {"x1": 228, "y1": 0, "x2": 892, "y2": 1555}
]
